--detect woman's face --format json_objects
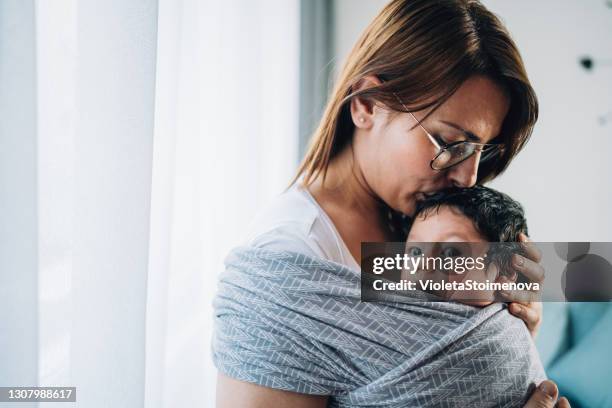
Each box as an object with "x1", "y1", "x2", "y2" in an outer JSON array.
[{"x1": 352, "y1": 75, "x2": 510, "y2": 216}]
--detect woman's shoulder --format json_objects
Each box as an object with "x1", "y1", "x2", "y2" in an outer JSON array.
[
  {"x1": 242, "y1": 186, "x2": 347, "y2": 263},
  {"x1": 244, "y1": 186, "x2": 317, "y2": 239}
]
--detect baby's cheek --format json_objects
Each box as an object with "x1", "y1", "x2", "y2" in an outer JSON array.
[
  {"x1": 449, "y1": 268, "x2": 496, "y2": 305},
  {"x1": 448, "y1": 268, "x2": 483, "y2": 284},
  {"x1": 461, "y1": 267, "x2": 488, "y2": 282}
]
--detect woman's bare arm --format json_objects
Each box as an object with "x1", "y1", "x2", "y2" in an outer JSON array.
[{"x1": 216, "y1": 373, "x2": 328, "y2": 408}]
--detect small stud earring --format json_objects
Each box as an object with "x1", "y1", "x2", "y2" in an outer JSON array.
[{"x1": 359, "y1": 117, "x2": 365, "y2": 123}]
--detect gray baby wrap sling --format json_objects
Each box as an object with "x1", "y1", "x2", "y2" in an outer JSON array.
[{"x1": 212, "y1": 247, "x2": 546, "y2": 407}]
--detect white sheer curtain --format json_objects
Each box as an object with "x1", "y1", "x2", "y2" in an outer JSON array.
[
  {"x1": 2, "y1": 1, "x2": 157, "y2": 407},
  {"x1": 145, "y1": 0, "x2": 299, "y2": 406},
  {"x1": 0, "y1": 0, "x2": 299, "y2": 407}
]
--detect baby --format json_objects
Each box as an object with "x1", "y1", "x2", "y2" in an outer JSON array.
[{"x1": 403, "y1": 185, "x2": 528, "y2": 306}]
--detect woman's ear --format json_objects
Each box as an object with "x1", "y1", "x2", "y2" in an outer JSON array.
[{"x1": 350, "y1": 75, "x2": 383, "y2": 129}]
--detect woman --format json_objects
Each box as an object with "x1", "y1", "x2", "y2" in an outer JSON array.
[{"x1": 215, "y1": 0, "x2": 570, "y2": 406}]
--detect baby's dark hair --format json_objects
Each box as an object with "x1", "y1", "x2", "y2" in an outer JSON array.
[
  {"x1": 412, "y1": 185, "x2": 528, "y2": 277},
  {"x1": 413, "y1": 185, "x2": 528, "y2": 242}
]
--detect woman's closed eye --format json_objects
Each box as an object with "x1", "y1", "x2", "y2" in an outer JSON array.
[{"x1": 432, "y1": 133, "x2": 466, "y2": 147}]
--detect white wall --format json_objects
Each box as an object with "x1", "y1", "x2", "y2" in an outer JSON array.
[
  {"x1": 332, "y1": 0, "x2": 388, "y2": 77},
  {"x1": 333, "y1": 0, "x2": 612, "y2": 241}
]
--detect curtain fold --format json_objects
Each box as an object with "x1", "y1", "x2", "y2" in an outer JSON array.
[
  {"x1": 0, "y1": 3, "x2": 39, "y2": 403},
  {"x1": 2, "y1": 0, "x2": 158, "y2": 407},
  {"x1": 1, "y1": 1, "x2": 299, "y2": 406},
  {"x1": 145, "y1": 1, "x2": 300, "y2": 406}
]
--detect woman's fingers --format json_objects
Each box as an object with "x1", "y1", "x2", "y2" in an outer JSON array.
[
  {"x1": 498, "y1": 273, "x2": 543, "y2": 337},
  {"x1": 519, "y1": 233, "x2": 542, "y2": 263},
  {"x1": 512, "y1": 253, "x2": 545, "y2": 284},
  {"x1": 523, "y1": 380, "x2": 560, "y2": 408},
  {"x1": 522, "y1": 379, "x2": 572, "y2": 408},
  {"x1": 495, "y1": 234, "x2": 545, "y2": 339},
  {"x1": 556, "y1": 397, "x2": 571, "y2": 408},
  {"x1": 498, "y1": 275, "x2": 540, "y2": 302},
  {"x1": 495, "y1": 235, "x2": 544, "y2": 301},
  {"x1": 499, "y1": 288, "x2": 540, "y2": 303},
  {"x1": 507, "y1": 301, "x2": 542, "y2": 337}
]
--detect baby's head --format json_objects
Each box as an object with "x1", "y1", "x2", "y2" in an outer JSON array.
[{"x1": 405, "y1": 185, "x2": 528, "y2": 305}]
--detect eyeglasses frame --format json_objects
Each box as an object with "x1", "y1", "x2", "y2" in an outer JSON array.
[{"x1": 393, "y1": 93, "x2": 505, "y2": 171}]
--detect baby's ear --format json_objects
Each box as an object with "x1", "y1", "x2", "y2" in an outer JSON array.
[
  {"x1": 484, "y1": 261, "x2": 500, "y2": 281},
  {"x1": 494, "y1": 268, "x2": 517, "y2": 283}
]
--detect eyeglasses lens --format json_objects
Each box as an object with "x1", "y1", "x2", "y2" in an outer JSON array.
[{"x1": 432, "y1": 144, "x2": 500, "y2": 170}]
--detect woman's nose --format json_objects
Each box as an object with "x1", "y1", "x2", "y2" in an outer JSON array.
[{"x1": 447, "y1": 153, "x2": 480, "y2": 188}]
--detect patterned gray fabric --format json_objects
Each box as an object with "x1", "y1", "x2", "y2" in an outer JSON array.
[{"x1": 212, "y1": 247, "x2": 546, "y2": 407}]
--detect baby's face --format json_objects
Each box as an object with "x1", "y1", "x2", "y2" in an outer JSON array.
[{"x1": 405, "y1": 205, "x2": 499, "y2": 306}]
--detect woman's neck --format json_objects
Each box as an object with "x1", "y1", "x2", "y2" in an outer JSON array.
[
  {"x1": 304, "y1": 144, "x2": 397, "y2": 262},
  {"x1": 307, "y1": 144, "x2": 382, "y2": 217}
]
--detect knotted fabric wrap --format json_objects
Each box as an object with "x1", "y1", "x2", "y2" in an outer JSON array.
[{"x1": 212, "y1": 247, "x2": 546, "y2": 407}]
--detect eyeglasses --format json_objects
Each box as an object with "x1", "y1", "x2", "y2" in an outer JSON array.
[{"x1": 394, "y1": 95, "x2": 505, "y2": 171}]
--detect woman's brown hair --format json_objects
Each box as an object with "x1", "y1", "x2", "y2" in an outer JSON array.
[{"x1": 293, "y1": 0, "x2": 538, "y2": 186}]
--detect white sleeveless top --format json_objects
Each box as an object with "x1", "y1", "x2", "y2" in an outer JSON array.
[{"x1": 242, "y1": 185, "x2": 360, "y2": 271}]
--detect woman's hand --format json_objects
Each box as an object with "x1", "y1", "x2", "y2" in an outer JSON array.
[
  {"x1": 523, "y1": 380, "x2": 571, "y2": 408},
  {"x1": 508, "y1": 301, "x2": 542, "y2": 338},
  {"x1": 498, "y1": 233, "x2": 544, "y2": 338}
]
